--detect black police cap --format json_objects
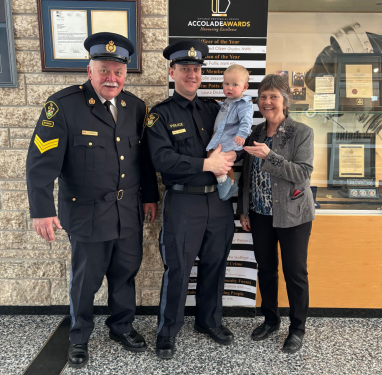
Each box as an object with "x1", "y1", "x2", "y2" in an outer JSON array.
[
  {"x1": 163, "y1": 39, "x2": 209, "y2": 66},
  {"x1": 84, "y1": 32, "x2": 135, "y2": 64}
]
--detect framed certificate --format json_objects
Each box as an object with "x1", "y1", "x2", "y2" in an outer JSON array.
[
  {"x1": 37, "y1": 0, "x2": 142, "y2": 73},
  {"x1": 334, "y1": 53, "x2": 382, "y2": 111},
  {"x1": 327, "y1": 132, "x2": 376, "y2": 187},
  {"x1": 0, "y1": 0, "x2": 18, "y2": 87}
]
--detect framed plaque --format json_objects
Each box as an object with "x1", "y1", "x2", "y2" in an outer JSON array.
[
  {"x1": 327, "y1": 132, "x2": 376, "y2": 187},
  {"x1": 334, "y1": 53, "x2": 382, "y2": 111},
  {"x1": 0, "y1": 0, "x2": 18, "y2": 87},
  {"x1": 37, "y1": 0, "x2": 142, "y2": 73}
]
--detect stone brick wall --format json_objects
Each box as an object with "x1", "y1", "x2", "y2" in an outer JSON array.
[{"x1": 0, "y1": 0, "x2": 167, "y2": 306}]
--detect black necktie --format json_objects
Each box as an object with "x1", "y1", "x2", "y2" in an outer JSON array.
[
  {"x1": 104, "y1": 100, "x2": 115, "y2": 123},
  {"x1": 190, "y1": 101, "x2": 210, "y2": 148}
]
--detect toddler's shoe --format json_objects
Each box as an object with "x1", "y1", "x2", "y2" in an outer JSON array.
[
  {"x1": 217, "y1": 177, "x2": 233, "y2": 199},
  {"x1": 222, "y1": 181, "x2": 238, "y2": 201}
]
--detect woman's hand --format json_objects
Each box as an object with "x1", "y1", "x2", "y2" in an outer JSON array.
[
  {"x1": 244, "y1": 141, "x2": 270, "y2": 159},
  {"x1": 240, "y1": 214, "x2": 251, "y2": 232}
]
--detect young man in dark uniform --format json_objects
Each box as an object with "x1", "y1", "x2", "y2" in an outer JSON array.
[
  {"x1": 26, "y1": 32, "x2": 159, "y2": 368},
  {"x1": 146, "y1": 39, "x2": 236, "y2": 359}
]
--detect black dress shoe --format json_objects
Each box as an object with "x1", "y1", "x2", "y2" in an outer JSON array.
[
  {"x1": 251, "y1": 322, "x2": 280, "y2": 341},
  {"x1": 109, "y1": 330, "x2": 147, "y2": 352},
  {"x1": 194, "y1": 323, "x2": 234, "y2": 345},
  {"x1": 156, "y1": 335, "x2": 175, "y2": 359},
  {"x1": 282, "y1": 333, "x2": 303, "y2": 354},
  {"x1": 68, "y1": 342, "x2": 89, "y2": 368}
]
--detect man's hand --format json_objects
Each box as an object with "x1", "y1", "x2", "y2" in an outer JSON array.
[
  {"x1": 239, "y1": 214, "x2": 251, "y2": 232},
  {"x1": 220, "y1": 150, "x2": 237, "y2": 163},
  {"x1": 243, "y1": 141, "x2": 270, "y2": 160},
  {"x1": 33, "y1": 217, "x2": 62, "y2": 242},
  {"x1": 234, "y1": 136, "x2": 245, "y2": 146},
  {"x1": 144, "y1": 203, "x2": 158, "y2": 224},
  {"x1": 203, "y1": 144, "x2": 234, "y2": 175}
]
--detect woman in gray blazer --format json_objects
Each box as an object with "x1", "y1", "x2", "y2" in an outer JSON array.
[{"x1": 236, "y1": 74, "x2": 315, "y2": 354}]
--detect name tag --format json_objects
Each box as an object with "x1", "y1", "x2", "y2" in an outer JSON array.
[
  {"x1": 42, "y1": 120, "x2": 54, "y2": 127},
  {"x1": 172, "y1": 129, "x2": 186, "y2": 135},
  {"x1": 82, "y1": 130, "x2": 98, "y2": 136},
  {"x1": 169, "y1": 123, "x2": 184, "y2": 128}
]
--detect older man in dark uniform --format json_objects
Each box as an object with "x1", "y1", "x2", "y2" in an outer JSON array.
[
  {"x1": 146, "y1": 39, "x2": 236, "y2": 359},
  {"x1": 26, "y1": 32, "x2": 159, "y2": 368}
]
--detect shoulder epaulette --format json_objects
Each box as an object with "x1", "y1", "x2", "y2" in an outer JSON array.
[
  {"x1": 122, "y1": 89, "x2": 145, "y2": 103},
  {"x1": 53, "y1": 84, "x2": 85, "y2": 100},
  {"x1": 153, "y1": 97, "x2": 173, "y2": 109}
]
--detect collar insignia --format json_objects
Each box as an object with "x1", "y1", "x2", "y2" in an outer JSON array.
[
  {"x1": 89, "y1": 98, "x2": 95, "y2": 105},
  {"x1": 121, "y1": 100, "x2": 126, "y2": 107}
]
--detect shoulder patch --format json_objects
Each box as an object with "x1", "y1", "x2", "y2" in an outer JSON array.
[
  {"x1": 53, "y1": 85, "x2": 84, "y2": 100},
  {"x1": 34, "y1": 134, "x2": 59, "y2": 154},
  {"x1": 147, "y1": 113, "x2": 159, "y2": 127},
  {"x1": 44, "y1": 101, "x2": 59, "y2": 120}
]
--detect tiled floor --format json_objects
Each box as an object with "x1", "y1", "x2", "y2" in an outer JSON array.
[{"x1": 0, "y1": 315, "x2": 381, "y2": 375}]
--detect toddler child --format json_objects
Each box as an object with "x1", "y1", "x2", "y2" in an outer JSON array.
[{"x1": 206, "y1": 64, "x2": 254, "y2": 200}]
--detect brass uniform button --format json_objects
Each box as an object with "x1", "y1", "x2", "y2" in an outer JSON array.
[
  {"x1": 139, "y1": 141, "x2": 141, "y2": 144},
  {"x1": 79, "y1": 86, "x2": 83, "y2": 89},
  {"x1": 116, "y1": 137, "x2": 120, "y2": 142},
  {"x1": 72, "y1": 198, "x2": 76, "y2": 201},
  {"x1": 121, "y1": 174, "x2": 125, "y2": 178},
  {"x1": 89, "y1": 142, "x2": 92, "y2": 146},
  {"x1": 120, "y1": 155, "x2": 124, "y2": 160},
  {"x1": 202, "y1": 128, "x2": 204, "y2": 130}
]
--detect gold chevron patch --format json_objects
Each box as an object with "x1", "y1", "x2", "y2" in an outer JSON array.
[{"x1": 34, "y1": 134, "x2": 59, "y2": 154}]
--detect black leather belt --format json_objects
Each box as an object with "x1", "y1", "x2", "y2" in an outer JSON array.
[
  {"x1": 167, "y1": 184, "x2": 217, "y2": 194},
  {"x1": 58, "y1": 178, "x2": 140, "y2": 201}
]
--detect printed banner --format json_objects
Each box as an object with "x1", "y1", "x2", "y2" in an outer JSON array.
[{"x1": 169, "y1": 0, "x2": 269, "y2": 307}]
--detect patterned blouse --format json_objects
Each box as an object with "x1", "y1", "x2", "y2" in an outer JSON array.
[{"x1": 250, "y1": 137, "x2": 273, "y2": 216}]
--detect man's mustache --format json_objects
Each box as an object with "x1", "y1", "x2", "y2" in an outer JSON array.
[{"x1": 101, "y1": 82, "x2": 119, "y2": 87}]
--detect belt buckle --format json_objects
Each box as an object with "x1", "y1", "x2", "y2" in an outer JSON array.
[
  {"x1": 117, "y1": 189, "x2": 124, "y2": 200},
  {"x1": 205, "y1": 185, "x2": 214, "y2": 193}
]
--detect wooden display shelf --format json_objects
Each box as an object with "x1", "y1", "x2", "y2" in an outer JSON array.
[{"x1": 256, "y1": 215, "x2": 382, "y2": 309}]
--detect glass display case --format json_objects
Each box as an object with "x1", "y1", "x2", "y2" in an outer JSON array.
[{"x1": 266, "y1": 8, "x2": 382, "y2": 212}]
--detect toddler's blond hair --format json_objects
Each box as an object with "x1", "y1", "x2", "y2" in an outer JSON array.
[{"x1": 224, "y1": 64, "x2": 249, "y2": 83}]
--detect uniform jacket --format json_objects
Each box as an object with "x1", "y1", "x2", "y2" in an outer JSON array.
[
  {"x1": 206, "y1": 95, "x2": 254, "y2": 152},
  {"x1": 236, "y1": 116, "x2": 315, "y2": 228},
  {"x1": 26, "y1": 80, "x2": 159, "y2": 242},
  {"x1": 146, "y1": 91, "x2": 220, "y2": 187}
]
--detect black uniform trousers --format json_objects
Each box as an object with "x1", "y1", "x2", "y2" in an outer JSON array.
[
  {"x1": 69, "y1": 232, "x2": 142, "y2": 344},
  {"x1": 249, "y1": 212, "x2": 312, "y2": 337},
  {"x1": 157, "y1": 190, "x2": 235, "y2": 337}
]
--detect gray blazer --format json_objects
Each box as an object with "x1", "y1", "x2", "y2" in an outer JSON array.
[{"x1": 237, "y1": 116, "x2": 315, "y2": 228}]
